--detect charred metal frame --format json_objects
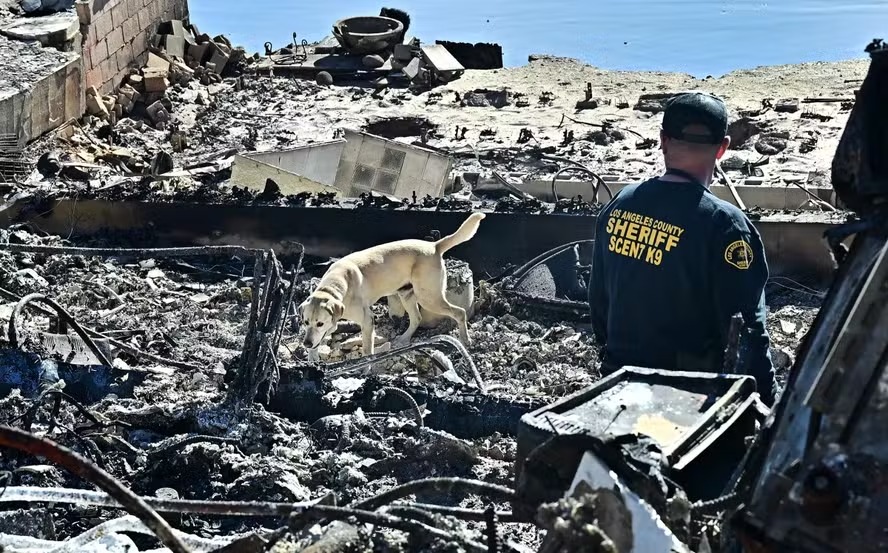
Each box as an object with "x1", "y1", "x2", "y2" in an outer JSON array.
[{"x1": 732, "y1": 39, "x2": 888, "y2": 553}]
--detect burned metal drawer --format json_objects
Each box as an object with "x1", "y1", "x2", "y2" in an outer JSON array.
[{"x1": 516, "y1": 366, "x2": 759, "y2": 503}]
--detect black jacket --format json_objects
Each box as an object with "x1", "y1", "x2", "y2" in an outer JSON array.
[{"x1": 590, "y1": 178, "x2": 775, "y2": 403}]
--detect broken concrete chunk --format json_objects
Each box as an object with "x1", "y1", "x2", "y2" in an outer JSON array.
[
  {"x1": 393, "y1": 43, "x2": 414, "y2": 61},
  {"x1": 146, "y1": 100, "x2": 170, "y2": 124},
  {"x1": 143, "y1": 75, "x2": 170, "y2": 93},
  {"x1": 86, "y1": 93, "x2": 109, "y2": 117},
  {"x1": 463, "y1": 89, "x2": 510, "y2": 108},
  {"x1": 421, "y1": 44, "x2": 464, "y2": 74},
  {"x1": 755, "y1": 135, "x2": 789, "y2": 156},
  {"x1": 208, "y1": 43, "x2": 229, "y2": 74},
  {"x1": 187, "y1": 42, "x2": 210, "y2": 65},
  {"x1": 0, "y1": 12, "x2": 79, "y2": 47},
  {"x1": 213, "y1": 34, "x2": 232, "y2": 49},
  {"x1": 403, "y1": 57, "x2": 422, "y2": 80},
  {"x1": 146, "y1": 52, "x2": 171, "y2": 72},
  {"x1": 165, "y1": 34, "x2": 186, "y2": 58},
  {"x1": 168, "y1": 20, "x2": 186, "y2": 37},
  {"x1": 127, "y1": 74, "x2": 144, "y2": 91}
]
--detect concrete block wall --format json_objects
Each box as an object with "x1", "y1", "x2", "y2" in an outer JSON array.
[{"x1": 82, "y1": 0, "x2": 189, "y2": 94}]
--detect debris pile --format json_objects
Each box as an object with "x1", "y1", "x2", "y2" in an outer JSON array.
[
  {"x1": 255, "y1": 9, "x2": 466, "y2": 91},
  {"x1": 85, "y1": 19, "x2": 245, "y2": 131}
]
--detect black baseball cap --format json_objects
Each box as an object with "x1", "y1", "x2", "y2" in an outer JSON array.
[{"x1": 662, "y1": 92, "x2": 729, "y2": 145}]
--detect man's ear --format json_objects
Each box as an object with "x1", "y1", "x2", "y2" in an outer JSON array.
[
  {"x1": 325, "y1": 299, "x2": 344, "y2": 320},
  {"x1": 716, "y1": 136, "x2": 731, "y2": 159}
]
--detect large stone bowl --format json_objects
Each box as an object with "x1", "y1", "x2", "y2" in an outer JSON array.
[{"x1": 333, "y1": 16, "x2": 404, "y2": 55}]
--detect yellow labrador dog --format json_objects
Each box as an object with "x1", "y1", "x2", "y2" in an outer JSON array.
[{"x1": 300, "y1": 212, "x2": 485, "y2": 360}]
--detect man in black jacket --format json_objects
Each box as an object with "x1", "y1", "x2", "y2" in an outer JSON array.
[{"x1": 589, "y1": 92, "x2": 776, "y2": 404}]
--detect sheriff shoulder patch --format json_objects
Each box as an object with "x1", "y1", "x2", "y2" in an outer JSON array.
[{"x1": 724, "y1": 240, "x2": 754, "y2": 270}]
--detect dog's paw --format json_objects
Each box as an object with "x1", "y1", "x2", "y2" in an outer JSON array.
[{"x1": 307, "y1": 348, "x2": 320, "y2": 363}]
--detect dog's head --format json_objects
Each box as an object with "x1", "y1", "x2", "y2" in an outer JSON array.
[{"x1": 299, "y1": 292, "x2": 344, "y2": 349}]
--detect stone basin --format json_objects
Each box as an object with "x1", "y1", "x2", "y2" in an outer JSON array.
[{"x1": 332, "y1": 16, "x2": 404, "y2": 55}]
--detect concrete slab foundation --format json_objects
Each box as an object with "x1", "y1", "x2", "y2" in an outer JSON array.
[{"x1": 0, "y1": 12, "x2": 79, "y2": 47}]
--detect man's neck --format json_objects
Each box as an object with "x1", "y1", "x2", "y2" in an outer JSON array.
[{"x1": 661, "y1": 165, "x2": 712, "y2": 188}]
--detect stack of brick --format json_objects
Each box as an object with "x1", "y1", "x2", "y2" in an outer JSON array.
[
  {"x1": 155, "y1": 20, "x2": 245, "y2": 85},
  {"x1": 78, "y1": 0, "x2": 189, "y2": 95},
  {"x1": 83, "y1": 20, "x2": 244, "y2": 131}
]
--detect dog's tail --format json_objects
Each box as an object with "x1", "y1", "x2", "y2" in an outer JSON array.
[{"x1": 435, "y1": 212, "x2": 486, "y2": 255}]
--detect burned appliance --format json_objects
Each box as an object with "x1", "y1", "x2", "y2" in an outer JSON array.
[{"x1": 515, "y1": 367, "x2": 762, "y2": 514}]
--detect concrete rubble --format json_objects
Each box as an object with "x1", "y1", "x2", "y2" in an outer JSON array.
[{"x1": 0, "y1": 3, "x2": 862, "y2": 552}]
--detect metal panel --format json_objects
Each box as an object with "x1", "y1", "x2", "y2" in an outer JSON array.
[
  {"x1": 241, "y1": 140, "x2": 345, "y2": 186},
  {"x1": 335, "y1": 129, "x2": 452, "y2": 200}
]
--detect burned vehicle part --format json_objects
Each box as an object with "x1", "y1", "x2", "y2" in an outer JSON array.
[
  {"x1": 515, "y1": 367, "x2": 761, "y2": 511},
  {"x1": 730, "y1": 40, "x2": 888, "y2": 553},
  {"x1": 496, "y1": 240, "x2": 594, "y2": 321}
]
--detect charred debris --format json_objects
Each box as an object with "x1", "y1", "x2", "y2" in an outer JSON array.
[{"x1": 0, "y1": 5, "x2": 854, "y2": 553}]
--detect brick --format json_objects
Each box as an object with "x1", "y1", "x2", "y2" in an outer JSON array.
[
  {"x1": 92, "y1": 35, "x2": 108, "y2": 64},
  {"x1": 165, "y1": 34, "x2": 185, "y2": 58},
  {"x1": 187, "y1": 41, "x2": 208, "y2": 64},
  {"x1": 122, "y1": 15, "x2": 139, "y2": 42},
  {"x1": 115, "y1": 43, "x2": 133, "y2": 71},
  {"x1": 111, "y1": 2, "x2": 126, "y2": 29},
  {"x1": 93, "y1": 10, "x2": 113, "y2": 40},
  {"x1": 100, "y1": 57, "x2": 117, "y2": 85},
  {"x1": 143, "y1": 74, "x2": 169, "y2": 93},
  {"x1": 132, "y1": 27, "x2": 148, "y2": 57},
  {"x1": 146, "y1": 0, "x2": 160, "y2": 23},
  {"x1": 146, "y1": 52, "x2": 170, "y2": 71},
  {"x1": 85, "y1": 68, "x2": 102, "y2": 92},
  {"x1": 208, "y1": 45, "x2": 229, "y2": 74},
  {"x1": 125, "y1": 0, "x2": 141, "y2": 21},
  {"x1": 137, "y1": 7, "x2": 151, "y2": 32},
  {"x1": 86, "y1": 93, "x2": 109, "y2": 117},
  {"x1": 105, "y1": 27, "x2": 124, "y2": 55}
]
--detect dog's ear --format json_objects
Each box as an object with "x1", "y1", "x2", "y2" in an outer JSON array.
[{"x1": 324, "y1": 299, "x2": 344, "y2": 320}]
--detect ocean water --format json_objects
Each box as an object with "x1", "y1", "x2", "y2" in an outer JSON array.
[{"x1": 188, "y1": 0, "x2": 887, "y2": 77}]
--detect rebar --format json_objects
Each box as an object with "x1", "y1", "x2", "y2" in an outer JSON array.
[
  {"x1": 326, "y1": 335, "x2": 486, "y2": 393},
  {"x1": 375, "y1": 387, "x2": 424, "y2": 427},
  {"x1": 0, "y1": 426, "x2": 190, "y2": 553}
]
